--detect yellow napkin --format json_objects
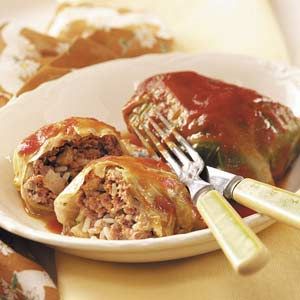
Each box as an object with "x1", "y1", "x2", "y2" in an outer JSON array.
[
  {"x1": 56, "y1": 1, "x2": 296, "y2": 299},
  {"x1": 57, "y1": 223, "x2": 300, "y2": 300}
]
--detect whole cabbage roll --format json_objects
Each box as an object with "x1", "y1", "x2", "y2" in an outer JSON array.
[
  {"x1": 123, "y1": 71, "x2": 300, "y2": 184},
  {"x1": 54, "y1": 156, "x2": 205, "y2": 239},
  {"x1": 14, "y1": 117, "x2": 126, "y2": 215}
]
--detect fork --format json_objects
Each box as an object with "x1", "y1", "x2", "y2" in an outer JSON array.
[{"x1": 130, "y1": 110, "x2": 269, "y2": 275}]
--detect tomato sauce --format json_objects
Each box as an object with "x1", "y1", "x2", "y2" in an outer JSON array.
[
  {"x1": 17, "y1": 116, "x2": 117, "y2": 156},
  {"x1": 133, "y1": 72, "x2": 285, "y2": 153},
  {"x1": 45, "y1": 215, "x2": 63, "y2": 234},
  {"x1": 24, "y1": 203, "x2": 63, "y2": 234},
  {"x1": 229, "y1": 201, "x2": 256, "y2": 218},
  {"x1": 18, "y1": 124, "x2": 60, "y2": 155}
]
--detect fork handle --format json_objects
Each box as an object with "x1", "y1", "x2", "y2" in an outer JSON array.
[
  {"x1": 233, "y1": 178, "x2": 300, "y2": 229},
  {"x1": 196, "y1": 189, "x2": 269, "y2": 275}
]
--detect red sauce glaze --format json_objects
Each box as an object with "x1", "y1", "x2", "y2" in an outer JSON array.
[
  {"x1": 154, "y1": 195, "x2": 175, "y2": 214},
  {"x1": 160, "y1": 176, "x2": 178, "y2": 190},
  {"x1": 24, "y1": 203, "x2": 63, "y2": 234},
  {"x1": 132, "y1": 72, "x2": 287, "y2": 148},
  {"x1": 45, "y1": 215, "x2": 63, "y2": 234},
  {"x1": 17, "y1": 117, "x2": 118, "y2": 156},
  {"x1": 229, "y1": 201, "x2": 256, "y2": 218},
  {"x1": 17, "y1": 117, "x2": 79, "y2": 155},
  {"x1": 18, "y1": 123, "x2": 60, "y2": 156}
]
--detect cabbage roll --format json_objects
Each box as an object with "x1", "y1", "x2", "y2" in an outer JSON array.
[
  {"x1": 14, "y1": 117, "x2": 126, "y2": 215},
  {"x1": 123, "y1": 71, "x2": 300, "y2": 184},
  {"x1": 54, "y1": 156, "x2": 205, "y2": 239}
]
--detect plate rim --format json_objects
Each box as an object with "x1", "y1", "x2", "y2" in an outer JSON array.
[{"x1": 0, "y1": 210, "x2": 274, "y2": 252}]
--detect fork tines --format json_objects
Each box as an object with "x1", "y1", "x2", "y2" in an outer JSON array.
[{"x1": 129, "y1": 105, "x2": 204, "y2": 176}]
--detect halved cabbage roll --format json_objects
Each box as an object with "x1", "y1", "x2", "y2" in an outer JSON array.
[
  {"x1": 123, "y1": 71, "x2": 300, "y2": 184},
  {"x1": 54, "y1": 156, "x2": 204, "y2": 239},
  {"x1": 14, "y1": 117, "x2": 126, "y2": 215}
]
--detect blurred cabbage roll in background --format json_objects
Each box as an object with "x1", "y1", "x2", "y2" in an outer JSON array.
[{"x1": 47, "y1": 3, "x2": 173, "y2": 57}]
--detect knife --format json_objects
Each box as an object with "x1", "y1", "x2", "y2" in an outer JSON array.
[{"x1": 207, "y1": 166, "x2": 300, "y2": 228}]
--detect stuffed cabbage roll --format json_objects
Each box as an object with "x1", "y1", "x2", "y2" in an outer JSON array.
[
  {"x1": 123, "y1": 71, "x2": 300, "y2": 184},
  {"x1": 54, "y1": 156, "x2": 204, "y2": 239},
  {"x1": 13, "y1": 117, "x2": 126, "y2": 215}
]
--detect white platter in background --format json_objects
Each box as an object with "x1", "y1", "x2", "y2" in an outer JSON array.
[{"x1": 0, "y1": 53, "x2": 299, "y2": 262}]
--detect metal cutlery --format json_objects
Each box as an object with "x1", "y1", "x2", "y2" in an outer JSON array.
[
  {"x1": 204, "y1": 160, "x2": 300, "y2": 229},
  {"x1": 130, "y1": 111, "x2": 269, "y2": 275},
  {"x1": 131, "y1": 103, "x2": 300, "y2": 229}
]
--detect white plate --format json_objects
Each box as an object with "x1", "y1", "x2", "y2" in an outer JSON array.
[{"x1": 0, "y1": 53, "x2": 300, "y2": 262}]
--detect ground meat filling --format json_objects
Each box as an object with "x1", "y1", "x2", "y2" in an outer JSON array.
[
  {"x1": 74, "y1": 169, "x2": 155, "y2": 240},
  {"x1": 23, "y1": 135, "x2": 122, "y2": 209}
]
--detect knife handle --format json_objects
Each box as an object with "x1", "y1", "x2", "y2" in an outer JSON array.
[
  {"x1": 233, "y1": 178, "x2": 300, "y2": 229},
  {"x1": 196, "y1": 189, "x2": 269, "y2": 275}
]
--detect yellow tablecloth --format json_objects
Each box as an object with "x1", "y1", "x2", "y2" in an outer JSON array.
[
  {"x1": 57, "y1": 223, "x2": 300, "y2": 300},
  {"x1": 55, "y1": 1, "x2": 299, "y2": 299}
]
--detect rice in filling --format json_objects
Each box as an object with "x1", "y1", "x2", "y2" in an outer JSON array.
[
  {"x1": 71, "y1": 168, "x2": 155, "y2": 240},
  {"x1": 23, "y1": 134, "x2": 122, "y2": 210}
]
